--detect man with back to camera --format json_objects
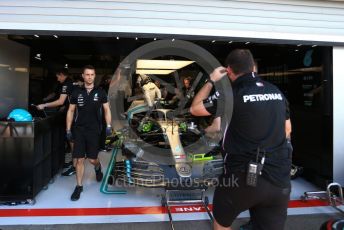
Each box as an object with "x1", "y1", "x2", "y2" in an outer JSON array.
[
  {"x1": 190, "y1": 49, "x2": 292, "y2": 230},
  {"x1": 66, "y1": 65, "x2": 112, "y2": 201},
  {"x1": 36, "y1": 69, "x2": 76, "y2": 176}
]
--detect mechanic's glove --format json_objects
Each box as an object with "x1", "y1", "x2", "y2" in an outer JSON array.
[
  {"x1": 36, "y1": 104, "x2": 46, "y2": 110},
  {"x1": 106, "y1": 126, "x2": 112, "y2": 137},
  {"x1": 66, "y1": 130, "x2": 73, "y2": 141}
]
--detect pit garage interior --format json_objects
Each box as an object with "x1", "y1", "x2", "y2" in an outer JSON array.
[
  {"x1": 0, "y1": 33, "x2": 338, "y2": 228},
  {"x1": 9, "y1": 33, "x2": 334, "y2": 184}
]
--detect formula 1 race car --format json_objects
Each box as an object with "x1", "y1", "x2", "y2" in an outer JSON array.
[{"x1": 110, "y1": 100, "x2": 224, "y2": 189}]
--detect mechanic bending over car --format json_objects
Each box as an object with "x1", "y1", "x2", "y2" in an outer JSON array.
[
  {"x1": 190, "y1": 49, "x2": 292, "y2": 230},
  {"x1": 66, "y1": 65, "x2": 112, "y2": 201},
  {"x1": 36, "y1": 69, "x2": 79, "y2": 177},
  {"x1": 137, "y1": 74, "x2": 162, "y2": 108}
]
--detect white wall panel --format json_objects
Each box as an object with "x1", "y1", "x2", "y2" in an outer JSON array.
[
  {"x1": 333, "y1": 47, "x2": 344, "y2": 185},
  {"x1": 0, "y1": 0, "x2": 343, "y2": 43}
]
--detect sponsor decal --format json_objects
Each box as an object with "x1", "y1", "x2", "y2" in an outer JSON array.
[
  {"x1": 256, "y1": 82, "x2": 264, "y2": 87},
  {"x1": 78, "y1": 94, "x2": 84, "y2": 106},
  {"x1": 243, "y1": 93, "x2": 282, "y2": 103},
  {"x1": 94, "y1": 93, "x2": 99, "y2": 101},
  {"x1": 177, "y1": 164, "x2": 191, "y2": 175}
]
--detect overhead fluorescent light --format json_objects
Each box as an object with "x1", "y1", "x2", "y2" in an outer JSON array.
[
  {"x1": 14, "y1": 67, "x2": 28, "y2": 73},
  {"x1": 289, "y1": 67, "x2": 322, "y2": 72},
  {"x1": 0, "y1": 64, "x2": 10, "y2": 68},
  {"x1": 136, "y1": 69, "x2": 175, "y2": 75},
  {"x1": 259, "y1": 66, "x2": 322, "y2": 77},
  {"x1": 136, "y1": 59, "x2": 194, "y2": 70}
]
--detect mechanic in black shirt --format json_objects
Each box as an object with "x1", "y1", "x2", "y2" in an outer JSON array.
[
  {"x1": 66, "y1": 65, "x2": 112, "y2": 201},
  {"x1": 37, "y1": 69, "x2": 75, "y2": 112},
  {"x1": 37, "y1": 69, "x2": 77, "y2": 176},
  {"x1": 190, "y1": 49, "x2": 291, "y2": 230}
]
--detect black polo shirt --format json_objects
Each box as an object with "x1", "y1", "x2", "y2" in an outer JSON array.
[
  {"x1": 59, "y1": 78, "x2": 76, "y2": 111},
  {"x1": 70, "y1": 86, "x2": 108, "y2": 132},
  {"x1": 204, "y1": 73, "x2": 291, "y2": 188}
]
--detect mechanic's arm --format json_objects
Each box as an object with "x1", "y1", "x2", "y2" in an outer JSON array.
[
  {"x1": 190, "y1": 67, "x2": 226, "y2": 116},
  {"x1": 190, "y1": 83, "x2": 213, "y2": 116},
  {"x1": 103, "y1": 102, "x2": 112, "y2": 126},
  {"x1": 43, "y1": 92, "x2": 57, "y2": 102},
  {"x1": 37, "y1": 94, "x2": 67, "y2": 110},
  {"x1": 285, "y1": 119, "x2": 292, "y2": 139},
  {"x1": 205, "y1": 117, "x2": 221, "y2": 133},
  {"x1": 66, "y1": 104, "x2": 76, "y2": 131}
]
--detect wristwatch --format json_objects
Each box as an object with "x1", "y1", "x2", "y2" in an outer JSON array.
[{"x1": 205, "y1": 78, "x2": 215, "y2": 87}]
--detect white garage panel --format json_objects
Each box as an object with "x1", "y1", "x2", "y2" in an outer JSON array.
[
  {"x1": 333, "y1": 47, "x2": 344, "y2": 186},
  {"x1": 0, "y1": 0, "x2": 344, "y2": 43}
]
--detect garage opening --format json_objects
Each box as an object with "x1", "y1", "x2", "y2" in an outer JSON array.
[{"x1": 0, "y1": 34, "x2": 332, "y2": 205}]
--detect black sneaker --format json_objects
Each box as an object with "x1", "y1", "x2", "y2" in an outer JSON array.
[
  {"x1": 71, "y1": 185, "x2": 83, "y2": 201},
  {"x1": 95, "y1": 165, "x2": 103, "y2": 182},
  {"x1": 62, "y1": 166, "x2": 76, "y2": 176}
]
